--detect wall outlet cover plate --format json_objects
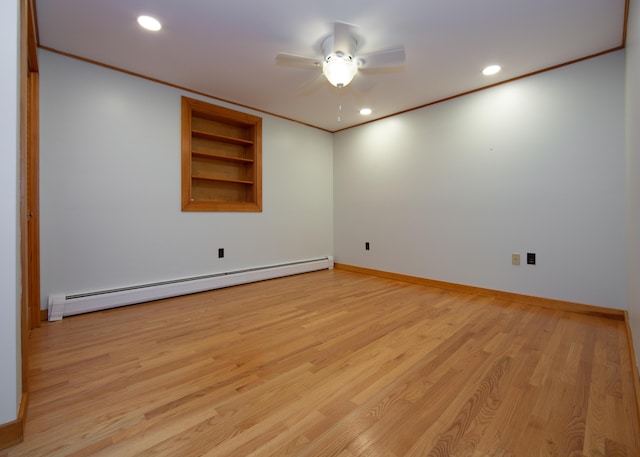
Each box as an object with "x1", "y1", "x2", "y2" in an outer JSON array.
[{"x1": 512, "y1": 253, "x2": 521, "y2": 266}]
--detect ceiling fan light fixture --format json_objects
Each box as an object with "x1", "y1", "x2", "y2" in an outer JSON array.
[{"x1": 323, "y1": 55, "x2": 358, "y2": 87}]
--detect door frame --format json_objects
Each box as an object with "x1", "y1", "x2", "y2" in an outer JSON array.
[{"x1": 20, "y1": 0, "x2": 39, "y2": 396}]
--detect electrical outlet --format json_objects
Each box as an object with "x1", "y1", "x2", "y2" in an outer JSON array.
[
  {"x1": 527, "y1": 252, "x2": 536, "y2": 265},
  {"x1": 218, "y1": 248, "x2": 224, "y2": 258},
  {"x1": 365, "y1": 242, "x2": 370, "y2": 251},
  {"x1": 512, "y1": 253, "x2": 521, "y2": 266}
]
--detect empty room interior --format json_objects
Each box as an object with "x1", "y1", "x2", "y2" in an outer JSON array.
[{"x1": 3, "y1": 0, "x2": 640, "y2": 455}]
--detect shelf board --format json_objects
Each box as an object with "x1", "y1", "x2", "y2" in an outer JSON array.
[
  {"x1": 192, "y1": 150, "x2": 254, "y2": 163},
  {"x1": 192, "y1": 175, "x2": 254, "y2": 185},
  {"x1": 192, "y1": 129, "x2": 254, "y2": 145}
]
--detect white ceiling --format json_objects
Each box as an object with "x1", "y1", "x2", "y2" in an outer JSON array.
[{"x1": 35, "y1": 0, "x2": 626, "y2": 132}]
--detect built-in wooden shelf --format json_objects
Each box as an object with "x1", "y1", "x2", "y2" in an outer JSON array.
[
  {"x1": 192, "y1": 175, "x2": 255, "y2": 185},
  {"x1": 191, "y1": 150, "x2": 255, "y2": 164},
  {"x1": 181, "y1": 97, "x2": 262, "y2": 212},
  {"x1": 191, "y1": 130, "x2": 255, "y2": 146}
]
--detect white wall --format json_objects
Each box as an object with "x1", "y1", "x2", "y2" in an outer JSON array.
[
  {"x1": 39, "y1": 50, "x2": 333, "y2": 308},
  {"x1": 0, "y1": 0, "x2": 21, "y2": 424},
  {"x1": 335, "y1": 51, "x2": 627, "y2": 309},
  {"x1": 627, "y1": 0, "x2": 640, "y2": 369}
]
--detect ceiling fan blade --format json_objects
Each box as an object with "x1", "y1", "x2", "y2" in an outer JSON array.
[
  {"x1": 298, "y1": 73, "x2": 327, "y2": 96},
  {"x1": 276, "y1": 52, "x2": 322, "y2": 69},
  {"x1": 333, "y1": 21, "x2": 358, "y2": 56},
  {"x1": 358, "y1": 47, "x2": 406, "y2": 69},
  {"x1": 343, "y1": 73, "x2": 376, "y2": 98}
]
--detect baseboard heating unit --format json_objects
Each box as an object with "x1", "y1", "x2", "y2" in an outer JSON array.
[{"x1": 48, "y1": 256, "x2": 334, "y2": 321}]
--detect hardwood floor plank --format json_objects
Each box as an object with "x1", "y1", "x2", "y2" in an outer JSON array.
[{"x1": 6, "y1": 269, "x2": 640, "y2": 456}]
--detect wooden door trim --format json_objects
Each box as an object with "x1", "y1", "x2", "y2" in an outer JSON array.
[
  {"x1": 27, "y1": 70, "x2": 40, "y2": 329},
  {"x1": 15, "y1": 0, "x2": 39, "y2": 448}
]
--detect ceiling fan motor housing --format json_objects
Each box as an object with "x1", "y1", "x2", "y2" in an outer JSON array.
[{"x1": 321, "y1": 35, "x2": 357, "y2": 61}]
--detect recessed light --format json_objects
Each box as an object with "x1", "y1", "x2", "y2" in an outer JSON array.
[
  {"x1": 360, "y1": 108, "x2": 372, "y2": 116},
  {"x1": 137, "y1": 15, "x2": 161, "y2": 31},
  {"x1": 482, "y1": 65, "x2": 501, "y2": 76}
]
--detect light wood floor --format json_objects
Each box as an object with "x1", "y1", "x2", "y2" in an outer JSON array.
[{"x1": 5, "y1": 269, "x2": 640, "y2": 456}]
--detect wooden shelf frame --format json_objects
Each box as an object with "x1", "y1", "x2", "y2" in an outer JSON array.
[{"x1": 181, "y1": 97, "x2": 262, "y2": 212}]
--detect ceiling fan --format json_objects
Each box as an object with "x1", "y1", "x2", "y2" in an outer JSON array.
[{"x1": 276, "y1": 21, "x2": 406, "y2": 89}]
